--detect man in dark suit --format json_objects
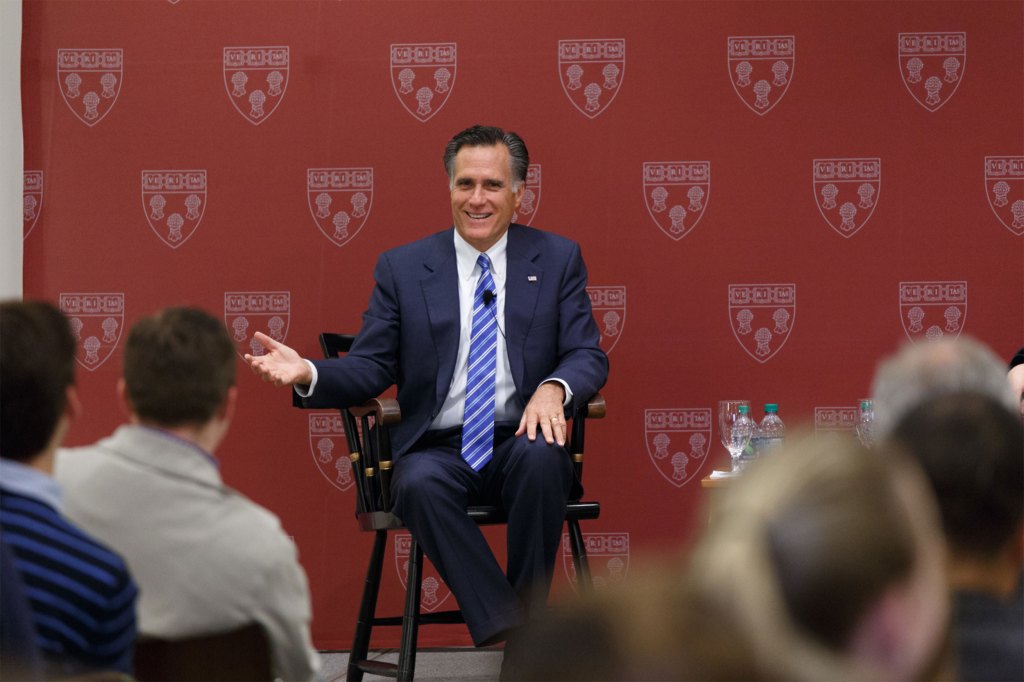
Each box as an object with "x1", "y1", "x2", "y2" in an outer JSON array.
[{"x1": 246, "y1": 125, "x2": 609, "y2": 649}]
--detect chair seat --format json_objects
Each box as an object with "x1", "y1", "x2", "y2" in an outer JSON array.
[{"x1": 357, "y1": 501, "x2": 601, "y2": 532}]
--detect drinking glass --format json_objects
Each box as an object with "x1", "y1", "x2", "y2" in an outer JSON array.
[
  {"x1": 719, "y1": 400, "x2": 752, "y2": 475},
  {"x1": 856, "y1": 398, "x2": 874, "y2": 448}
]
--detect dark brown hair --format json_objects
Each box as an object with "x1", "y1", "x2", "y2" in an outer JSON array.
[
  {"x1": 889, "y1": 391, "x2": 1023, "y2": 558},
  {"x1": 0, "y1": 300, "x2": 76, "y2": 461},
  {"x1": 443, "y1": 125, "x2": 529, "y2": 186},
  {"x1": 123, "y1": 307, "x2": 235, "y2": 426}
]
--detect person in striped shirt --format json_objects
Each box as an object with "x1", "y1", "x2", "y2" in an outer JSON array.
[{"x1": 0, "y1": 300, "x2": 138, "y2": 677}]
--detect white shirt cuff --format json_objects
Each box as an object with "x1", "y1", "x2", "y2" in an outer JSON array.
[
  {"x1": 544, "y1": 378, "x2": 573, "y2": 407},
  {"x1": 293, "y1": 360, "x2": 318, "y2": 398}
]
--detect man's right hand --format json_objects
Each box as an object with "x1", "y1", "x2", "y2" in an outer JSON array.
[{"x1": 244, "y1": 332, "x2": 313, "y2": 387}]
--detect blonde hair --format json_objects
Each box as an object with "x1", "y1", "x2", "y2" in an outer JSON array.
[{"x1": 686, "y1": 433, "x2": 947, "y2": 680}]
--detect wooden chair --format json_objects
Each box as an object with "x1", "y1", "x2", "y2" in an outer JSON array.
[
  {"x1": 317, "y1": 333, "x2": 605, "y2": 682},
  {"x1": 133, "y1": 622, "x2": 272, "y2": 681}
]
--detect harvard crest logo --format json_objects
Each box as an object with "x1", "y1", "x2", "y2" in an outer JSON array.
[
  {"x1": 643, "y1": 162, "x2": 710, "y2": 240},
  {"x1": 558, "y1": 39, "x2": 625, "y2": 119},
  {"x1": 587, "y1": 286, "x2": 626, "y2": 354},
  {"x1": 394, "y1": 533, "x2": 453, "y2": 612},
  {"x1": 898, "y1": 32, "x2": 966, "y2": 112},
  {"x1": 24, "y1": 171, "x2": 43, "y2": 239},
  {"x1": 512, "y1": 164, "x2": 542, "y2": 226},
  {"x1": 223, "y1": 46, "x2": 289, "y2": 125},
  {"x1": 307, "y1": 168, "x2": 373, "y2": 247},
  {"x1": 727, "y1": 36, "x2": 795, "y2": 115},
  {"x1": 309, "y1": 413, "x2": 354, "y2": 493},
  {"x1": 728, "y1": 284, "x2": 797, "y2": 363},
  {"x1": 224, "y1": 291, "x2": 290, "y2": 359},
  {"x1": 390, "y1": 43, "x2": 457, "y2": 123},
  {"x1": 645, "y1": 409, "x2": 711, "y2": 488},
  {"x1": 984, "y1": 156, "x2": 1024, "y2": 236},
  {"x1": 814, "y1": 406, "x2": 857, "y2": 436},
  {"x1": 141, "y1": 170, "x2": 207, "y2": 248},
  {"x1": 59, "y1": 293, "x2": 125, "y2": 371},
  {"x1": 899, "y1": 281, "x2": 967, "y2": 342},
  {"x1": 562, "y1": 533, "x2": 629, "y2": 592},
  {"x1": 812, "y1": 158, "x2": 881, "y2": 238},
  {"x1": 57, "y1": 49, "x2": 123, "y2": 126}
]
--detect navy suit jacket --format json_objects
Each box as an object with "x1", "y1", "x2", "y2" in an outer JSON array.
[{"x1": 297, "y1": 224, "x2": 609, "y2": 459}]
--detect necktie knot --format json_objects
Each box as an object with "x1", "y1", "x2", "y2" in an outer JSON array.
[{"x1": 477, "y1": 254, "x2": 491, "y2": 274}]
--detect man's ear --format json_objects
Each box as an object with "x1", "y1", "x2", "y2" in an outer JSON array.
[
  {"x1": 116, "y1": 378, "x2": 134, "y2": 419},
  {"x1": 65, "y1": 385, "x2": 82, "y2": 423},
  {"x1": 219, "y1": 386, "x2": 238, "y2": 424}
]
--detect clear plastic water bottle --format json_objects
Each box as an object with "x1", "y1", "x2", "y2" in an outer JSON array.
[
  {"x1": 758, "y1": 403, "x2": 786, "y2": 455},
  {"x1": 731, "y1": 405, "x2": 756, "y2": 472},
  {"x1": 856, "y1": 399, "x2": 874, "y2": 447},
  {"x1": 748, "y1": 421, "x2": 766, "y2": 459}
]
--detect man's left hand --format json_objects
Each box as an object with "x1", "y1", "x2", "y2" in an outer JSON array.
[{"x1": 516, "y1": 381, "x2": 567, "y2": 446}]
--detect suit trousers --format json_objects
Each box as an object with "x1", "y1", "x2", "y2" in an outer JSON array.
[{"x1": 390, "y1": 422, "x2": 574, "y2": 646}]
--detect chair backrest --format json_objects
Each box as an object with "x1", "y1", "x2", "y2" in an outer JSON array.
[
  {"x1": 133, "y1": 623, "x2": 272, "y2": 682},
  {"x1": 318, "y1": 331, "x2": 355, "y2": 358},
  {"x1": 319, "y1": 332, "x2": 400, "y2": 516}
]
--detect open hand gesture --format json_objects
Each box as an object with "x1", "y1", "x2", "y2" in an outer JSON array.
[{"x1": 244, "y1": 332, "x2": 313, "y2": 387}]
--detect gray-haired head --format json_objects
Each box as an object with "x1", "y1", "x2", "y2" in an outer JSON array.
[
  {"x1": 870, "y1": 335, "x2": 1017, "y2": 442},
  {"x1": 443, "y1": 125, "x2": 529, "y2": 190}
]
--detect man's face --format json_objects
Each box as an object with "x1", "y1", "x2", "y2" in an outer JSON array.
[{"x1": 450, "y1": 144, "x2": 523, "y2": 252}]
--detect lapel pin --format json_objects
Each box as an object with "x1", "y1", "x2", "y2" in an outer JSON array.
[{"x1": 527, "y1": 275, "x2": 537, "y2": 282}]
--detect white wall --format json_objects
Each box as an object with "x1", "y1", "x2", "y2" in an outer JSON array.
[{"x1": 1, "y1": 0, "x2": 23, "y2": 299}]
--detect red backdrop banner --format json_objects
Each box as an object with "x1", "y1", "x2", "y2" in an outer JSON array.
[{"x1": 22, "y1": 0, "x2": 1024, "y2": 649}]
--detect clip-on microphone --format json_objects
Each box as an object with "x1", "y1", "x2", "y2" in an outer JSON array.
[{"x1": 480, "y1": 290, "x2": 506, "y2": 339}]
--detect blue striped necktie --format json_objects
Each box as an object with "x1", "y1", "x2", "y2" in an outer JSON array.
[{"x1": 461, "y1": 254, "x2": 498, "y2": 471}]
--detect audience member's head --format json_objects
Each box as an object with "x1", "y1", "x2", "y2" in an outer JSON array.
[
  {"x1": 870, "y1": 336, "x2": 1017, "y2": 442},
  {"x1": 0, "y1": 300, "x2": 77, "y2": 464},
  {"x1": 888, "y1": 391, "x2": 1023, "y2": 596},
  {"x1": 508, "y1": 562, "x2": 758, "y2": 681},
  {"x1": 685, "y1": 434, "x2": 948, "y2": 681},
  {"x1": 121, "y1": 306, "x2": 236, "y2": 429}
]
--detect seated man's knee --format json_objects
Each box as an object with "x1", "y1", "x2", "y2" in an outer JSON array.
[{"x1": 514, "y1": 438, "x2": 572, "y2": 480}]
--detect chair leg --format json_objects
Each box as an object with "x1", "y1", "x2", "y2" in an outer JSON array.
[
  {"x1": 566, "y1": 518, "x2": 593, "y2": 593},
  {"x1": 348, "y1": 531, "x2": 387, "y2": 682},
  {"x1": 396, "y1": 540, "x2": 423, "y2": 682}
]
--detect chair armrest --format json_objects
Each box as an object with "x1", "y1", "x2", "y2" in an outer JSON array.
[
  {"x1": 585, "y1": 393, "x2": 606, "y2": 419},
  {"x1": 350, "y1": 398, "x2": 401, "y2": 427}
]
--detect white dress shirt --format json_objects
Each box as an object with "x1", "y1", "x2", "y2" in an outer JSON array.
[{"x1": 430, "y1": 230, "x2": 517, "y2": 429}]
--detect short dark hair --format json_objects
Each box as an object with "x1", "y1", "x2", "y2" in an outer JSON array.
[
  {"x1": 0, "y1": 300, "x2": 76, "y2": 462},
  {"x1": 442, "y1": 125, "x2": 529, "y2": 186},
  {"x1": 889, "y1": 391, "x2": 1023, "y2": 558},
  {"x1": 123, "y1": 307, "x2": 236, "y2": 426}
]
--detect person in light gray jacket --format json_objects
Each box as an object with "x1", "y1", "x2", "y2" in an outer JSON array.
[{"x1": 56, "y1": 306, "x2": 319, "y2": 682}]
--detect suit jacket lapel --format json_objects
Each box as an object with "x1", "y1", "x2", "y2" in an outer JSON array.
[
  {"x1": 505, "y1": 225, "x2": 543, "y2": 395},
  {"x1": 420, "y1": 231, "x2": 460, "y2": 410}
]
